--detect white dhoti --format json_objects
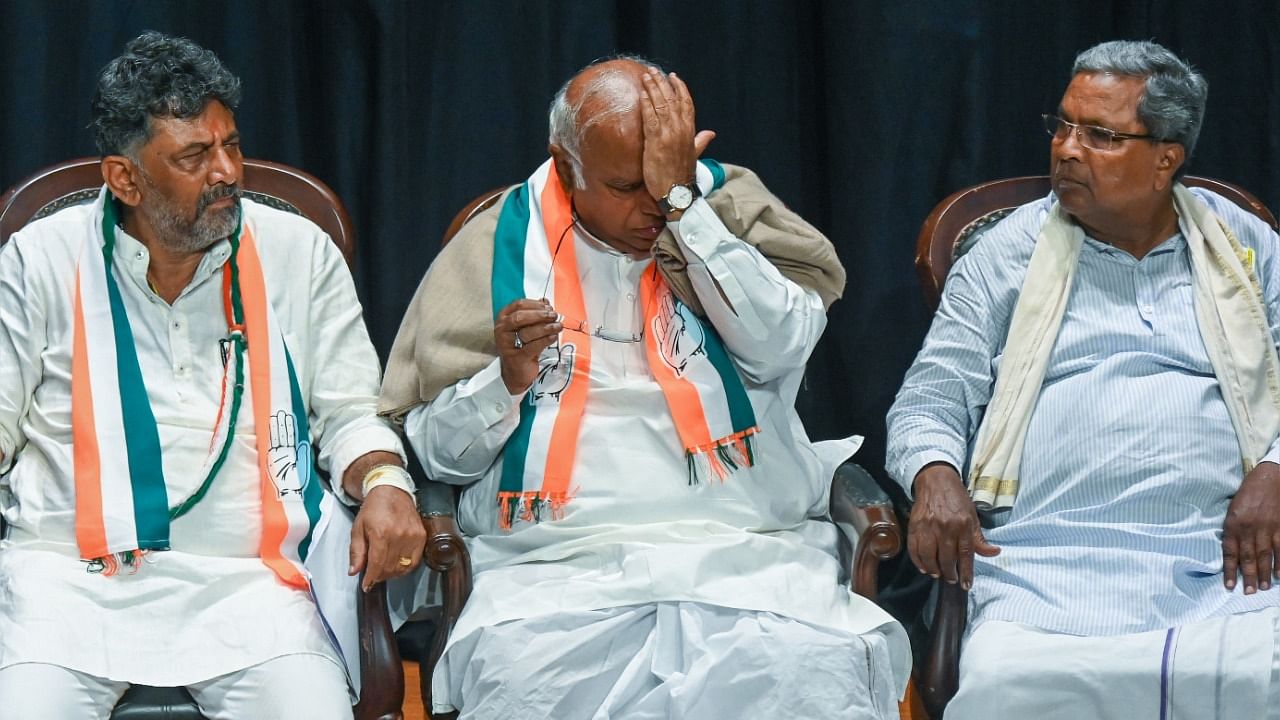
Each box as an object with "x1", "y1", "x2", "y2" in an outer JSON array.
[
  {"x1": 946, "y1": 608, "x2": 1280, "y2": 720},
  {"x1": 443, "y1": 601, "x2": 900, "y2": 720}
]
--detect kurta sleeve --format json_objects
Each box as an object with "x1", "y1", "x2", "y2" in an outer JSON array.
[
  {"x1": 404, "y1": 358, "x2": 522, "y2": 485},
  {"x1": 885, "y1": 203, "x2": 1040, "y2": 497},
  {"x1": 0, "y1": 235, "x2": 46, "y2": 474},
  {"x1": 302, "y1": 232, "x2": 405, "y2": 502},
  {"x1": 668, "y1": 198, "x2": 826, "y2": 383}
]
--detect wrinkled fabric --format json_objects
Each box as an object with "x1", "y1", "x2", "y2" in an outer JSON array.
[
  {"x1": 888, "y1": 189, "x2": 1280, "y2": 637},
  {"x1": 0, "y1": 196, "x2": 403, "y2": 690},
  {"x1": 947, "y1": 608, "x2": 1279, "y2": 720},
  {"x1": 446, "y1": 601, "x2": 899, "y2": 720}
]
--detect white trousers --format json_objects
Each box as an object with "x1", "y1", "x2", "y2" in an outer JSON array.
[
  {"x1": 0, "y1": 652, "x2": 352, "y2": 720},
  {"x1": 442, "y1": 601, "x2": 899, "y2": 720},
  {"x1": 946, "y1": 607, "x2": 1280, "y2": 720}
]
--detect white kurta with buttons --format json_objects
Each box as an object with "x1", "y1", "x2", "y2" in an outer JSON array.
[
  {"x1": 0, "y1": 195, "x2": 404, "y2": 687},
  {"x1": 406, "y1": 197, "x2": 910, "y2": 707}
]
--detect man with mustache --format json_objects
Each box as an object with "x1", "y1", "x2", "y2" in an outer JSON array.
[
  {"x1": 888, "y1": 40, "x2": 1280, "y2": 717},
  {"x1": 0, "y1": 32, "x2": 424, "y2": 717},
  {"x1": 381, "y1": 56, "x2": 909, "y2": 718}
]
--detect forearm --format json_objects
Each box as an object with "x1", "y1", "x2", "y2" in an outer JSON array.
[
  {"x1": 672, "y1": 199, "x2": 825, "y2": 380},
  {"x1": 405, "y1": 359, "x2": 522, "y2": 483},
  {"x1": 340, "y1": 450, "x2": 405, "y2": 501}
]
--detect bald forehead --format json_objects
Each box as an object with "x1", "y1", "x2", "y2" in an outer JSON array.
[
  {"x1": 567, "y1": 61, "x2": 649, "y2": 135},
  {"x1": 567, "y1": 60, "x2": 649, "y2": 104}
]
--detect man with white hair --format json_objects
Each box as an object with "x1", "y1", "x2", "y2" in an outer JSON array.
[
  {"x1": 382, "y1": 56, "x2": 909, "y2": 718},
  {"x1": 888, "y1": 40, "x2": 1280, "y2": 718}
]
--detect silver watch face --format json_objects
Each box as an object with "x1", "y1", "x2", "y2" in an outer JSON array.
[{"x1": 666, "y1": 184, "x2": 695, "y2": 210}]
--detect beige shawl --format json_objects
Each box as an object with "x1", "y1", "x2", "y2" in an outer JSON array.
[
  {"x1": 378, "y1": 163, "x2": 845, "y2": 422},
  {"x1": 970, "y1": 184, "x2": 1280, "y2": 510}
]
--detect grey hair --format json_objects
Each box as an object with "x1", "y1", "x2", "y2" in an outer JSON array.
[
  {"x1": 548, "y1": 54, "x2": 663, "y2": 188},
  {"x1": 1072, "y1": 40, "x2": 1207, "y2": 179},
  {"x1": 91, "y1": 31, "x2": 242, "y2": 158}
]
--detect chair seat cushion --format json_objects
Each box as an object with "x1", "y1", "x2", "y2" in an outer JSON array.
[{"x1": 111, "y1": 685, "x2": 204, "y2": 720}]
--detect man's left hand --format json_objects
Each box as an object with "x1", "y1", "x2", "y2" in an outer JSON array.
[
  {"x1": 349, "y1": 485, "x2": 427, "y2": 591},
  {"x1": 1222, "y1": 461, "x2": 1280, "y2": 594},
  {"x1": 639, "y1": 68, "x2": 716, "y2": 214}
]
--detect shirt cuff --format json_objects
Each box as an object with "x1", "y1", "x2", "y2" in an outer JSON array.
[
  {"x1": 459, "y1": 357, "x2": 524, "y2": 424},
  {"x1": 899, "y1": 449, "x2": 964, "y2": 499},
  {"x1": 324, "y1": 423, "x2": 407, "y2": 506},
  {"x1": 666, "y1": 197, "x2": 726, "y2": 261},
  {"x1": 1262, "y1": 437, "x2": 1280, "y2": 467}
]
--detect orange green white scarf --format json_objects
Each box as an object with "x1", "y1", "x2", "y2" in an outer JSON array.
[
  {"x1": 491, "y1": 159, "x2": 759, "y2": 529},
  {"x1": 72, "y1": 192, "x2": 322, "y2": 589}
]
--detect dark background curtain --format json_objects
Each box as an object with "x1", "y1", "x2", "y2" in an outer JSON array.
[{"x1": 4, "y1": 0, "x2": 1279, "y2": 622}]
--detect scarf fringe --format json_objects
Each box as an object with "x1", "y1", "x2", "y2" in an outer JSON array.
[
  {"x1": 86, "y1": 549, "x2": 152, "y2": 576},
  {"x1": 686, "y1": 428, "x2": 758, "y2": 485},
  {"x1": 498, "y1": 490, "x2": 574, "y2": 530}
]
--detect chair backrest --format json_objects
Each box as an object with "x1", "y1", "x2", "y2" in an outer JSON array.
[
  {"x1": 442, "y1": 186, "x2": 508, "y2": 247},
  {"x1": 0, "y1": 157, "x2": 356, "y2": 269},
  {"x1": 914, "y1": 175, "x2": 1279, "y2": 312}
]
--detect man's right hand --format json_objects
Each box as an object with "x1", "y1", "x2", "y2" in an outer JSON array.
[
  {"x1": 495, "y1": 298, "x2": 562, "y2": 394},
  {"x1": 908, "y1": 462, "x2": 1000, "y2": 590}
]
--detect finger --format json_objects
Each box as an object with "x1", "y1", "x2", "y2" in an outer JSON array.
[
  {"x1": 1239, "y1": 536, "x2": 1259, "y2": 594},
  {"x1": 669, "y1": 72, "x2": 693, "y2": 107},
  {"x1": 1257, "y1": 532, "x2": 1273, "y2": 591},
  {"x1": 517, "y1": 321, "x2": 562, "y2": 345},
  {"x1": 524, "y1": 334, "x2": 559, "y2": 360},
  {"x1": 498, "y1": 298, "x2": 549, "y2": 321},
  {"x1": 390, "y1": 538, "x2": 426, "y2": 578},
  {"x1": 363, "y1": 531, "x2": 390, "y2": 591},
  {"x1": 348, "y1": 522, "x2": 367, "y2": 576},
  {"x1": 1223, "y1": 533, "x2": 1239, "y2": 590},
  {"x1": 648, "y1": 68, "x2": 677, "y2": 109},
  {"x1": 508, "y1": 308, "x2": 560, "y2": 329},
  {"x1": 639, "y1": 74, "x2": 661, "y2": 132},
  {"x1": 937, "y1": 530, "x2": 959, "y2": 584},
  {"x1": 669, "y1": 72, "x2": 697, "y2": 131},
  {"x1": 910, "y1": 523, "x2": 940, "y2": 577},
  {"x1": 907, "y1": 524, "x2": 927, "y2": 575},
  {"x1": 957, "y1": 532, "x2": 974, "y2": 590},
  {"x1": 693, "y1": 130, "x2": 717, "y2": 157},
  {"x1": 1273, "y1": 531, "x2": 1280, "y2": 579}
]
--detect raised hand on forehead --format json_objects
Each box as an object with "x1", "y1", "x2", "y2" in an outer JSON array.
[{"x1": 639, "y1": 68, "x2": 716, "y2": 206}]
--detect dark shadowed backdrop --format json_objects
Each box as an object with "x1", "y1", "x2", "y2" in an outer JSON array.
[{"x1": 4, "y1": 0, "x2": 1279, "y2": 621}]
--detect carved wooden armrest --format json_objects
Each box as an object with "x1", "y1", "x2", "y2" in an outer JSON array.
[
  {"x1": 921, "y1": 581, "x2": 967, "y2": 720},
  {"x1": 354, "y1": 581, "x2": 404, "y2": 720},
  {"x1": 416, "y1": 479, "x2": 471, "y2": 720},
  {"x1": 828, "y1": 462, "x2": 903, "y2": 602}
]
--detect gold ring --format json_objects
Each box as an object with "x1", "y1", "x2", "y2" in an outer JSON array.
[{"x1": 398, "y1": 556, "x2": 413, "y2": 566}]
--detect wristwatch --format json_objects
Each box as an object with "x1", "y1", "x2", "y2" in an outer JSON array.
[{"x1": 658, "y1": 181, "x2": 702, "y2": 216}]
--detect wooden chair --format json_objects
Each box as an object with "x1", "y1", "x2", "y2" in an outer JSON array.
[
  {"x1": 412, "y1": 185, "x2": 911, "y2": 719},
  {"x1": 910, "y1": 175, "x2": 1279, "y2": 719},
  {"x1": 0, "y1": 157, "x2": 403, "y2": 720}
]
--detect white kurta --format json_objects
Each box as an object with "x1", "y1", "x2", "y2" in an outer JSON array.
[
  {"x1": 0, "y1": 195, "x2": 403, "y2": 687},
  {"x1": 406, "y1": 197, "x2": 909, "y2": 713}
]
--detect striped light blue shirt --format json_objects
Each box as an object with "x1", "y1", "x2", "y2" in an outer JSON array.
[{"x1": 887, "y1": 188, "x2": 1280, "y2": 636}]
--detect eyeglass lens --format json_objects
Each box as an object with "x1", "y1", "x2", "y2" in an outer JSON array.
[{"x1": 1042, "y1": 114, "x2": 1117, "y2": 151}]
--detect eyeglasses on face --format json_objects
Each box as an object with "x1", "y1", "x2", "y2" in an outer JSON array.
[{"x1": 1041, "y1": 113, "x2": 1161, "y2": 152}]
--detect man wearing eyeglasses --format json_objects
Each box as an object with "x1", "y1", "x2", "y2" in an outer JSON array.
[
  {"x1": 888, "y1": 40, "x2": 1280, "y2": 718},
  {"x1": 382, "y1": 56, "x2": 909, "y2": 718}
]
